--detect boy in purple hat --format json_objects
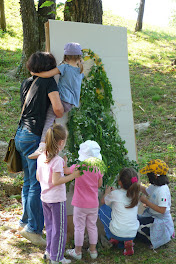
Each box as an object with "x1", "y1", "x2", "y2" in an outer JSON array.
[{"x1": 28, "y1": 42, "x2": 84, "y2": 159}]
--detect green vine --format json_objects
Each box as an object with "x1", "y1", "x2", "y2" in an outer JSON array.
[
  {"x1": 76, "y1": 157, "x2": 107, "y2": 176},
  {"x1": 66, "y1": 49, "x2": 138, "y2": 188}
]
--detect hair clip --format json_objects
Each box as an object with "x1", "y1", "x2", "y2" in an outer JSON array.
[{"x1": 131, "y1": 176, "x2": 138, "y2": 184}]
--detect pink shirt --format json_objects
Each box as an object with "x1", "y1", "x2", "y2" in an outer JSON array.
[
  {"x1": 37, "y1": 153, "x2": 66, "y2": 203},
  {"x1": 70, "y1": 164, "x2": 103, "y2": 208}
]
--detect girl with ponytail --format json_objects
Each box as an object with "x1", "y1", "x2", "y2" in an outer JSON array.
[
  {"x1": 99, "y1": 168, "x2": 140, "y2": 256},
  {"x1": 36, "y1": 124, "x2": 81, "y2": 264}
]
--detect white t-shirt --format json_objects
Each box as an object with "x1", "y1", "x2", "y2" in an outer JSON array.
[
  {"x1": 146, "y1": 184, "x2": 171, "y2": 216},
  {"x1": 105, "y1": 188, "x2": 139, "y2": 238},
  {"x1": 37, "y1": 153, "x2": 66, "y2": 203}
]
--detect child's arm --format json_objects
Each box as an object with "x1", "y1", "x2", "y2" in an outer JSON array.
[
  {"x1": 63, "y1": 156, "x2": 72, "y2": 175},
  {"x1": 31, "y1": 67, "x2": 60, "y2": 78},
  {"x1": 101, "y1": 186, "x2": 112, "y2": 204},
  {"x1": 52, "y1": 170, "x2": 80, "y2": 186},
  {"x1": 140, "y1": 195, "x2": 166, "y2": 214},
  {"x1": 98, "y1": 177, "x2": 103, "y2": 188},
  {"x1": 140, "y1": 184, "x2": 148, "y2": 195}
]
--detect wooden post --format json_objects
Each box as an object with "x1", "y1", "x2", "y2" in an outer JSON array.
[{"x1": 45, "y1": 21, "x2": 50, "y2": 52}]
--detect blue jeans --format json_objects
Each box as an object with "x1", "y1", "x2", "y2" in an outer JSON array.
[
  {"x1": 98, "y1": 204, "x2": 135, "y2": 241},
  {"x1": 15, "y1": 126, "x2": 44, "y2": 234}
]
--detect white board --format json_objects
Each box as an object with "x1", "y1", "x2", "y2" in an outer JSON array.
[{"x1": 47, "y1": 20, "x2": 137, "y2": 161}]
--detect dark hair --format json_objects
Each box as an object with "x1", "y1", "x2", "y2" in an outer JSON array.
[
  {"x1": 26, "y1": 51, "x2": 57, "y2": 73},
  {"x1": 45, "y1": 124, "x2": 68, "y2": 163},
  {"x1": 119, "y1": 168, "x2": 140, "y2": 208},
  {"x1": 147, "y1": 172, "x2": 169, "y2": 186}
]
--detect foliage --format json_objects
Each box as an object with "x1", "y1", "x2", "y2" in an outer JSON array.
[
  {"x1": 66, "y1": 49, "x2": 138, "y2": 187},
  {"x1": 169, "y1": 10, "x2": 176, "y2": 27},
  {"x1": 0, "y1": 4, "x2": 176, "y2": 263},
  {"x1": 40, "y1": 0, "x2": 72, "y2": 20},
  {"x1": 75, "y1": 157, "x2": 107, "y2": 175}
]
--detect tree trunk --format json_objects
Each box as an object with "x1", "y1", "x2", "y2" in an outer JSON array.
[
  {"x1": 38, "y1": 0, "x2": 56, "y2": 51},
  {"x1": 18, "y1": 0, "x2": 56, "y2": 78},
  {"x1": 135, "y1": 0, "x2": 145, "y2": 32},
  {"x1": 0, "y1": 0, "x2": 6, "y2": 31},
  {"x1": 64, "y1": 0, "x2": 103, "y2": 24},
  {"x1": 19, "y1": 0, "x2": 39, "y2": 77}
]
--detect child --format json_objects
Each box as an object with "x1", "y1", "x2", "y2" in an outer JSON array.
[
  {"x1": 99, "y1": 168, "x2": 140, "y2": 256},
  {"x1": 64, "y1": 140, "x2": 104, "y2": 260},
  {"x1": 36, "y1": 124, "x2": 81, "y2": 264},
  {"x1": 137, "y1": 159, "x2": 175, "y2": 249},
  {"x1": 29, "y1": 42, "x2": 84, "y2": 159}
]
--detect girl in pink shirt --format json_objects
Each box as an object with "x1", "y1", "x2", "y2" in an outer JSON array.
[
  {"x1": 36, "y1": 124, "x2": 80, "y2": 264},
  {"x1": 64, "y1": 140, "x2": 103, "y2": 260}
]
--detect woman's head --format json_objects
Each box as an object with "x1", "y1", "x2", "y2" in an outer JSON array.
[
  {"x1": 119, "y1": 168, "x2": 140, "y2": 208},
  {"x1": 26, "y1": 51, "x2": 57, "y2": 73},
  {"x1": 45, "y1": 124, "x2": 68, "y2": 163}
]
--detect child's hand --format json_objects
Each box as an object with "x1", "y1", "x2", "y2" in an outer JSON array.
[
  {"x1": 105, "y1": 186, "x2": 112, "y2": 195},
  {"x1": 73, "y1": 170, "x2": 81, "y2": 178}
]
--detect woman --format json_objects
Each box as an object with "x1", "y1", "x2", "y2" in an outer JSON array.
[{"x1": 15, "y1": 51, "x2": 64, "y2": 246}]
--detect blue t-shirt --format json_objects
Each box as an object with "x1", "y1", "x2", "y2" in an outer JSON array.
[{"x1": 57, "y1": 64, "x2": 84, "y2": 107}]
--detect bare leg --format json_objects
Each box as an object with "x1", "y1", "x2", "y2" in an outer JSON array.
[
  {"x1": 89, "y1": 244, "x2": 97, "y2": 252},
  {"x1": 75, "y1": 246, "x2": 82, "y2": 254}
]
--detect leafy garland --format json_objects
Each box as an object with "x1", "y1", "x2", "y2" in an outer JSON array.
[
  {"x1": 66, "y1": 49, "x2": 138, "y2": 188},
  {"x1": 76, "y1": 157, "x2": 107, "y2": 175}
]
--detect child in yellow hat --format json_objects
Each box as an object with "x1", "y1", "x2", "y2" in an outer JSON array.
[{"x1": 137, "y1": 159, "x2": 175, "y2": 249}]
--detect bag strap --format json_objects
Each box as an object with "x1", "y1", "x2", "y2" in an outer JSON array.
[{"x1": 19, "y1": 77, "x2": 39, "y2": 122}]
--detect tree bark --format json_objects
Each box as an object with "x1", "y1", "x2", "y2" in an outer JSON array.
[
  {"x1": 18, "y1": 0, "x2": 56, "y2": 78},
  {"x1": 135, "y1": 0, "x2": 145, "y2": 32},
  {"x1": 38, "y1": 0, "x2": 56, "y2": 51},
  {"x1": 64, "y1": 0, "x2": 103, "y2": 24},
  {"x1": 0, "y1": 0, "x2": 6, "y2": 31}
]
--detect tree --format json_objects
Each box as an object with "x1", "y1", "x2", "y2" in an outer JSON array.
[
  {"x1": 64, "y1": 0, "x2": 103, "y2": 24},
  {"x1": 18, "y1": 0, "x2": 56, "y2": 76},
  {"x1": 19, "y1": 0, "x2": 103, "y2": 77},
  {"x1": 135, "y1": 0, "x2": 145, "y2": 32},
  {"x1": 0, "y1": 0, "x2": 6, "y2": 31}
]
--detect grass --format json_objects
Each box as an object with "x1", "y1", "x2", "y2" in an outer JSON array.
[{"x1": 0, "y1": 1, "x2": 176, "y2": 263}]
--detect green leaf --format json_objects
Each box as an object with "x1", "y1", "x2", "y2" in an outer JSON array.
[
  {"x1": 67, "y1": 0, "x2": 72, "y2": 2},
  {"x1": 40, "y1": 1, "x2": 54, "y2": 8},
  {"x1": 47, "y1": 11, "x2": 57, "y2": 15}
]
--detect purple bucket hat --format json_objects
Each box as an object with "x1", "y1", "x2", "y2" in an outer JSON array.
[{"x1": 64, "y1": 42, "x2": 82, "y2": 55}]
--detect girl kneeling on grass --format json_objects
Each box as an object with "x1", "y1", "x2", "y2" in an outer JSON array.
[
  {"x1": 137, "y1": 159, "x2": 175, "y2": 249},
  {"x1": 99, "y1": 168, "x2": 140, "y2": 256},
  {"x1": 36, "y1": 124, "x2": 81, "y2": 264}
]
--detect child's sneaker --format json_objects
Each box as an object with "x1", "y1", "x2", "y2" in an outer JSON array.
[
  {"x1": 87, "y1": 248, "x2": 98, "y2": 259},
  {"x1": 109, "y1": 238, "x2": 119, "y2": 246},
  {"x1": 28, "y1": 142, "x2": 46, "y2": 159},
  {"x1": 51, "y1": 258, "x2": 71, "y2": 264},
  {"x1": 43, "y1": 250, "x2": 50, "y2": 260},
  {"x1": 66, "y1": 249, "x2": 82, "y2": 260},
  {"x1": 123, "y1": 240, "x2": 134, "y2": 256}
]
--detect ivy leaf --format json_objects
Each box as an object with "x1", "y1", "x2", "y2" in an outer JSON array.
[
  {"x1": 40, "y1": 1, "x2": 54, "y2": 8},
  {"x1": 47, "y1": 11, "x2": 57, "y2": 15},
  {"x1": 76, "y1": 157, "x2": 107, "y2": 175}
]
